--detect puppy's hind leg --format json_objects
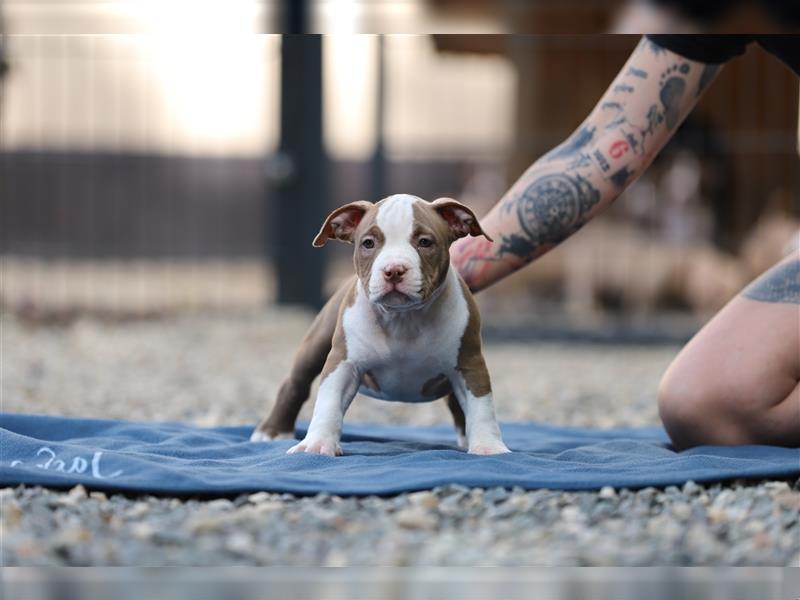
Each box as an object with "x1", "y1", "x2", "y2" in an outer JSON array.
[
  {"x1": 445, "y1": 393, "x2": 467, "y2": 449},
  {"x1": 251, "y1": 280, "x2": 352, "y2": 441}
]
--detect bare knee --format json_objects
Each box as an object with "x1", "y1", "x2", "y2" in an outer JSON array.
[{"x1": 657, "y1": 366, "x2": 757, "y2": 450}]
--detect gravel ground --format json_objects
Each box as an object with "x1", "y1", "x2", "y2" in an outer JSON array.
[{"x1": 2, "y1": 311, "x2": 798, "y2": 566}]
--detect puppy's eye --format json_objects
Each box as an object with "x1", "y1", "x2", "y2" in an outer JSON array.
[
  {"x1": 417, "y1": 237, "x2": 434, "y2": 248},
  {"x1": 361, "y1": 238, "x2": 375, "y2": 249}
]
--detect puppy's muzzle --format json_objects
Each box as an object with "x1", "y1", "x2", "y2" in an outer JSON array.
[{"x1": 382, "y1": 263, "x2": 408, "y2": 284}]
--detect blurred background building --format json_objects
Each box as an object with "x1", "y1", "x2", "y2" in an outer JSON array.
[{"x1": 1, "y1": 0, "x2": 798, "y2": 334}]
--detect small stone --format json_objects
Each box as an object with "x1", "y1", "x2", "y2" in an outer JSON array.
[
  {"x1": 508, "y1": 494, "x2": 533, "y2": 512},
  {"x1": 685, "y1": 524, "x2": 720, "y2": 561},
  {"x1": 440, "y1": 485, "x2": 469, "y2": 500},
  {"x1": 484, "y1": 488, "x2": 510, "y2": 504},
  {"x1": 752, "y1": 532, "x2": 771, "y2": 549},
  {"x1": 126, "y1": 502, "x2": 149, "y2": 519},
  {"x1": 305, "y1": 507, "x2": 344, "y2": 528},
  {"x1": 599, "y1": 486, "x2": 617, "y2": 499},
  {"x1": 89, "y1": 491, "x2": 107, "y2": 502},
  {"x1": 207, "y1": 499, "x2": 234, "y2": 510},
  {"x1": 12, "y1": 539, "x2": 44, "y2": 560},
  {"x1": 52, "y1": 527, "x2": 92, "y2": 547},
  {"x1": 52, "y1": 486, "x2": 87, "y2": 508},
  {"x1": 3, "y1": 501, "x2": 23, "y2": 526},
  {"x1": 707, "y1": 507, "x2": 727, "y2": 525},
  {"x1": 775, "y1": 492, "x2": 800, "y2": 511},
  {"x1": 247, "y1": 492, "x2": 271, "y2": 504},
  {"x1": 763, "y1": 481, "x2": 790, "y2": 493},
  {"x1": 743, "y1": 519, "x2": 766, "y2": 535},
  {"x1": 637, "y1": 487, "x2": 657, "y2": 501},
  {"x1": 225, "y1": 532, "x2": 255, "y2": 555},
  {"x1": 561, "y1": 506, "x2": 584, "y2": 523},
  {"x1": 650, "y1": 517, "x2": 683, "y2": 543},
  {"x1": 490, "y1": 495, "x2": 531, "y2": 519},
  {"x1": 253, "y1": 501, "x2": 284, "y2": 514},
  {"x1": 53, "y1": 496, "x2": 78, "y2": 508},
  {"x1": 438, "y1": 495, "x2": 465, "y2": 517},
  {"x1": 188, "y1": 515, "x2": 230, "y2": 534},
  {"x1": 712, "y1": 489, "x2": 735, "y2": 507},
  {"x1": 683, "y1": 480, "x2": 701, "y2": 495},
  {"x1": 408, "y1": 491, "x2": 439, "y2": 510},
  {"x1": 131, "y1": 522, "x2": 154, "y2": 540},
  {"x1": 394, "y1": 507, "x2": 437, "y2": 530},
  {"x1": 68, "y1": 485, "x2": 88, "y2": 500},
  {"x1": 470, "y1": 488, "x2": 484, "y2": 498},
  {"x1": 671, "y1": 502, "x2": 692, "y2": 521}
]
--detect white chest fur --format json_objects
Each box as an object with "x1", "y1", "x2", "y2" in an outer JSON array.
[{"x1": 342, "y1": 267, "x2": 469, "y2": 402}]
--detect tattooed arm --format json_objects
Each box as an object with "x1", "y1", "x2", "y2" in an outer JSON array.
[{"x1": 452, "y1": 36, "x2": 722, "y2": 292}]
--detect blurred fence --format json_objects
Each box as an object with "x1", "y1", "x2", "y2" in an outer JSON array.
[{"x1": 1, "y1": 31, "x2": 797, "y2": 317}]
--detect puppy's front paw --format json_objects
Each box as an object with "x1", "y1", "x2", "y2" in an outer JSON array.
[
  {"x1": 287, "y1": 436, "x2": 342, "y2": 456},
  {"x1": 468, "y1": 439, "x2": 511, "y2": 455},
  {"x1": 250, "y1": 429, "x2": 295, "y2": 442}
]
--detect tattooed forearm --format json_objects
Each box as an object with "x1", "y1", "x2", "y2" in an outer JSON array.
[
  {"x1": 542, "y1": 125, "x2": 596, "y2": 162},
  {"x1": 742, "y1": 260, "x2": 800, "y2": 304},
  {"x1": 659, "y1": 62, "x2": 690, "y2": 130},
  {"x1": 567, "y1": 152, "x2": 592, "y2": 169},
  {"x1": 610, "y1": 167, "x2": 631, "y2": 187},
  {"x1": 497, "y1": 173, "x2": 601, "y2": 261},
  {"x1": 627, "y1": 67, "x2": 648, "y2": 79},
  {"x1": 452, "y1": 36, "x2": 722, "y2": 292}
]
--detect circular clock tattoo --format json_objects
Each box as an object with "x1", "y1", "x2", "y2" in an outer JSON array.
[{"x1": 517, "y1": 173, "x2": 600, "y2": 245}]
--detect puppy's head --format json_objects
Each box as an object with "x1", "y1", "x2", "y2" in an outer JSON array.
[{"x1": 313, "y1": 194, "x2": 492, "y2": 309}]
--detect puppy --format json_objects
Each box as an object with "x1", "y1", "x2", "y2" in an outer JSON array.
[{"x1": 251, "y1": 194, "x2": 510, "y2": 456}]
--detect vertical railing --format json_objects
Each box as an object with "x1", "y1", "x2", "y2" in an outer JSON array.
[{"x1": 271, "y1": 0, "x2": 326, "y2": 308}]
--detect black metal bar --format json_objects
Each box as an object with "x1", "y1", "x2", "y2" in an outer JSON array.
[
  {"x1": 0, "y1": 0, "x2": 8, "y2": 127},
  {"x1": 280, "y1": 0, "x2": 307, "y2": 34},
  {"x1": 370, "y1": 36, "x2": 386, "y2": 202},
  {"x1": 272, "y1": 0, "x2": 325, "y2": 308}
]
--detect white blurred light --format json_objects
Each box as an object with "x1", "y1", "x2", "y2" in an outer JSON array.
[
  {"x1": 3, "y1": 1, "x2": 278, "y2": 156},
  {"x1": 317, "y1": 0, "x2": 363, "y2": 34},
  {"x1": 384, "y1": 36, "x2": 515, "y2": 160},
  {"x1": 128, "y1": 0, "x2": 271, "y2": 154},
  {"x1": 3, "y1": 2, "x2": 514, "y2": 160},
  {"x1": 324, "y1": 35, "x2": 378, "y2": 161}
]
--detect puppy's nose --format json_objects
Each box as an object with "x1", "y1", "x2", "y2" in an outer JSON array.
[{"x1": 382, "y1": 264, "x2": 408, "y2": 283}]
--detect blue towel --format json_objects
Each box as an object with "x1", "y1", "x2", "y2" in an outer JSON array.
[{"x1": 1, "y1": 412, "x2": 797, "y2": 496}]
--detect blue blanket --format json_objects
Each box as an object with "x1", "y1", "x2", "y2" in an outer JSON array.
[{"x1": 1, "y1": 412, "x2": 797, "y2": 496}]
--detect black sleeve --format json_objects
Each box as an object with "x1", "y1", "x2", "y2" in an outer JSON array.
[
  {"x1": 649, "y1": 0, "x2": 741, "y2": 24},
  {"x1": 646, "y1": 35, "x2": 753, "y2": 65}
]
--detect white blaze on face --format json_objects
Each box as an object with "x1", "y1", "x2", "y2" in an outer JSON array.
[{"x1": 369, "y1": 194, "x2": 423, "y2": 303}]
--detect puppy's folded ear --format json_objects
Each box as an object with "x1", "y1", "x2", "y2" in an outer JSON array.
[
  {"x1": 313, "y1": 201, "x2": 374, "y2": 247},
  {"x1": 431, "y1": 198, "x2": 493, "y2": 242}
]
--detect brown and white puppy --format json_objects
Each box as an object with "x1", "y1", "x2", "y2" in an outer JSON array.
[{"x1": 251, "y1": 194, "x2": 509, "y2": 456}]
